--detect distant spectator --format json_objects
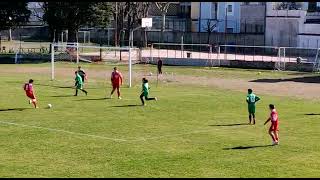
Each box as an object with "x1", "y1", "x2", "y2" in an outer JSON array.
[{"x1": 157, "y1": 58, "x2": 163, "y2": 75}]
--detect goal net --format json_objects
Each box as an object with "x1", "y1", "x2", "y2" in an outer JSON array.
[{"x1": 51, "y1": 43, "x2": 140, "y2": 87}]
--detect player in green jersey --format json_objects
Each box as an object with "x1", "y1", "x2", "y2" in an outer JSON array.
[
  {"x1": 140, "y1": 78, "x2": 157, "y2": 106},
  {"x1": 246, "y1": 89, "x2": 260, "y2": 125},
  {"x1": 74, "y1": 71, "x2": 88, "y2": 96}
]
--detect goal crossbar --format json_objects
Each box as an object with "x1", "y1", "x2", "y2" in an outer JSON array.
[{"x1": 51, "y1": 43, "x2": 138, "y2": 87}]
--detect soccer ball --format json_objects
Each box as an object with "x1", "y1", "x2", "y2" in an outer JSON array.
[
  {"x1": 47, "y1": 104, "x2": 52, "y2": 108},
  {"x1": 149, "y1": 72, "x2": 153, "y2": 76},
  {"x1": 258, "y1": 72, "x2": 261, "y2": 75}
]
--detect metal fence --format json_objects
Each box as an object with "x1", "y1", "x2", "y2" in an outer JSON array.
[
  {"x1": 145, "y1": 43, "x2": 320, "y2": 71},
  {"x1": 150, "y1": 43, "x2": 212, "y2": 60}
]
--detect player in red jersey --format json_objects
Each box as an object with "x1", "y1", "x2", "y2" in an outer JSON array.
[
  {"x1": 23, "y1": 79, "x2": 38, "y2": 108},
  {"x1": 109, "y1": 67, "x2": 123, "y2": 99},
  {"x1": 264, "y1": 104, "x2": 279, "y2": 145}
]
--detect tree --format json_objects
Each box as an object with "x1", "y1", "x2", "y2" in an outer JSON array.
[
  {"x1": 154, "y1": 2, "x2": 171, "y2": 32},
  {"x1": 111, "y1": 2, "x2": 151, "y2": 46},
  {"x1": 0, "y1": 2, "x2": 31, "y2": 40},
  {"x1": 154, "y1": 2, "x2": 171, "y2": 43},
  {"x1": 203, "y1": 19, "x2": 221, "y2": 44},
  {"x1": 275, "y1": 2, "x2": 301, "y2": 10},
  {"x1": 42, "y1": 2, "x2": 112, "y2": 43}
]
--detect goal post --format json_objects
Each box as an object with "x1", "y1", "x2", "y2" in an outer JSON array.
[{"x1": 50, "y1": 43, "x2": 139, "y2": 87}]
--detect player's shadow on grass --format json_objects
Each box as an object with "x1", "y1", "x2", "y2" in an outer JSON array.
[
  {"x1": 50, "y1": 95, "x2": 75, "y2": 97},
  {"x1": 304, "y1": 113, "x2": 320, "y2": 115},
  {"x1": 209, "y1": 123, "x2": 249, "y2": 127},
  {"x1": 112, "y1": 105, "x2": 141, "y2": 107},
  {"x1": 223, "y1": 145, "x2": 273, "y2": 150},
  {"x1": 75, "y1": 98, "x2": 108, "y2": 101},
  {"x1": 0, "y1": 108, "x2": 29, "y2": 112},
  {"x1": 250, "y1": 76, "x2": 320, "y2": 84},
  {"x1": 36, "y1": 84, "x2": 99, "y2": 89},
  {"x1": 36, "y1": 83, "x2": 74, "y2": 89}
]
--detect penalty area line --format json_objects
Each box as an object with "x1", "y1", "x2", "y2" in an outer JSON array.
[
  {"x1": 0, "y1": 121, "x2": 228, "y2": 143},
  {"x1": 0, "y1": 121, "x2": 128, "y2": 142}
]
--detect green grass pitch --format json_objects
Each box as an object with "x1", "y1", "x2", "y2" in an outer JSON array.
[{"x1": 0, "y1": 63, "x2": 319, "y2": 177}]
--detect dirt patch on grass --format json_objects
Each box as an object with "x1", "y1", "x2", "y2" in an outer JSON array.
[
  {"x1": 164, "y1": 74, "x2": 320, "y2": 100},
  {"x1": 2, "y1": 65, "x2": 320, "y2": 100}
]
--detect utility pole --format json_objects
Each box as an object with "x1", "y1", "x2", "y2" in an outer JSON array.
[{"x1": 115, "y1": 2, "x2": 118, "y2": 46}]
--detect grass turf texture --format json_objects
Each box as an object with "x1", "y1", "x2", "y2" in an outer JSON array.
[{"x1": 0, "y1": 63, "x2": 320, "y2": 177}]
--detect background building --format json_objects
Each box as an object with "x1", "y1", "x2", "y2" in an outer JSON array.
[
  {"x1": 265, "y1": 2, "x2": 320, "y2": 48},
  {"x1": 240, "y1": 2, "x2": 265, "y2": 34},
  {"x1": 191, "y1": 2, "x2": 241, "y2": 33}
]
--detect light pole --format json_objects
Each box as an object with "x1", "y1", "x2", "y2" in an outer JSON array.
[
  {"x1": 8, "y1": 16, "x2": 12, "y2": 41},
  {"x1": 129, "y1": 26, "x2": 142, "y2": 48}
]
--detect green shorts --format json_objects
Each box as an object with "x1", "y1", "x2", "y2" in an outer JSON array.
[
  {"x1": 248, "y1": 104, "x2": 256, "y2": 114},
  {"x1": 76, "y1": 84, "x2": 83, "y2": 90}
]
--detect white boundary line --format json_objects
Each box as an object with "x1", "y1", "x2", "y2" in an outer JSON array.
[
  {"x1": 0, "y1": 121, "x2": 232, "y2": 143},
  {"x1": 129, "y1": 129, "x2": 216, "y2": 142},
  {"x1": 0, "y1": 121, "x2": 128, "y2": 142}
]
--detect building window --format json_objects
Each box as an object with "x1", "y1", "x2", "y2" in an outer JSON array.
[
  {"x1": 226, "y1": 3, "x2": 234, "y2": 16},
  {"x1": 226, "y1": 28, "x2": 233, "y2": 33},
  {"x1": 228, "y1": 5, "x2": 232, "y2": 12}
]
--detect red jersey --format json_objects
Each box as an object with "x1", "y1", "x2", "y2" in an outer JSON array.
[
  {"x1": 24, "y1": 83, "x2": 36, "y2": 100},
  {"x1": 24, "y1": 83, "x2": 33, "y2": 93},
  {"x1": 270, "y1": 109, "x2": 279, "y2": 122},
  {"x1": 111, "y1": 71, "x2": 123, "y2": 85},
  {"x1": 270, "y1": 109, "x2": 279, "y2": 131}
]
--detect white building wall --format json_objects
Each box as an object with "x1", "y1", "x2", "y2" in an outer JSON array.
[
  {"x1": 265, "y1": 2, "x2": 309, "y2": 47},
  {"x1": 298, "y1": 35, "x2": 320, "y2": 48}
]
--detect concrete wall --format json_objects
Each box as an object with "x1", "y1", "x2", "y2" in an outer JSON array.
[
  {"x1": 298, "y1": 35, "x2": 320, "y2": 48},
  {"x1": 265, "y1": 17, "x2": 300, "y2": 47},
  {"x1": 264, "y1": 2, "x2": 318, "y2": 47},
  {"x1": 240, "y1": 4, "x2": 265, "y2": 33},
  {"x1": 301, "y1": 23, "x2": 320, "y2": 34},
  {"x1": 140, "y1": 31, "x2": 265, "y2": 46}
]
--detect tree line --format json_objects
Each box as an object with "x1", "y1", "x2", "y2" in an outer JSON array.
[{"x1": 0, "y1": 1, "x2": 171, "y2": 45}]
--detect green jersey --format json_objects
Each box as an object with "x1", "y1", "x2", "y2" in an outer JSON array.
[
  {"x1": 142, "y1": 82, "x2": 149, "y2": 96},
  {"x1": 247, "y1": 93, "x2": 260, "y2": 114},
  {"x1": 246, "y1": 93, "x2": 260, "y2": 105},
  {"x1": 75, "y1": 73, "x2": 83, "y2": 89}
]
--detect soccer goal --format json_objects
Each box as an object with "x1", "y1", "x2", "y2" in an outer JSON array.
[
  {"x1": 51, "y1": 43, "x2": 140, "y2": 87},
  {"x1": 313, "y1": 48, "x2": 320, "y2": 72}
]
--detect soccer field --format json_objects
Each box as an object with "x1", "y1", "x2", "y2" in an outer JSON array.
[{"x1": 0, "y1": 63, "x2": 320, "y2": 177}]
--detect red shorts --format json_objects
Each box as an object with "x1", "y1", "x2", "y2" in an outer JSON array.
[
  {"x1": 112, "y1": 83, "x2": 120, "y2": 89},
  {"x1": 269, "y1": 121, "x2": 279, "y2": 131},
  {"x1": 26, "y1": 92, "x2": 35, "y2": 100}
]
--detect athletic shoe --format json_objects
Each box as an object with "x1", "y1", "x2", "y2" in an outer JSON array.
[
  {"x1": 110, "y1": 95, "x2": 112, "y2": 99},
  {"x1": 118, "y1": 97, "x2": 122, "y2": 100},
  {"x1": 155, "y1": 97, "x2": 158, "y2": 101},
  {"x1": 272, "y1": 141, "x2": 279, "y2": 146},
  {"x1": 28, "y1": 100, "x2": 32, "y2": 104}
]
